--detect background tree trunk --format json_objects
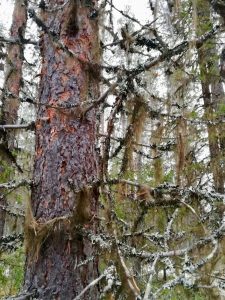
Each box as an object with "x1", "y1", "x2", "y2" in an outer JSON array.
[
  {"x1": 24, "y1": 1, "x2": 100, "y2": 299},
  {"x1": 196, "y1": 0, "x2": 225, "y2": 193},
  {"x1": 0, "y1": 0, "x2": 27, "y2": 237}
]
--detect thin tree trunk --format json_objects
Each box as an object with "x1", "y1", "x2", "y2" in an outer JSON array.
[
  {"x1": 196, "y1": 0, "x2": 224, "y2": 193},
  {"x1": 1, "y1": 0, "x2": 27, "y2": 147},
  {"x1": 24, "y1": 1, "x2": 100, "y2": 299},
  {"x1": 151, "y1": 120, "x2": 164, "y2": 186},
  {"x1": 195, "y1": 1, "x2": 225, "y2": 297},
  {"x1": 175, "y1": 115, "x2": 187, "y2": 187},
  {"x1": 0, "y1": 0, "x2": 27, "y2": 237}
]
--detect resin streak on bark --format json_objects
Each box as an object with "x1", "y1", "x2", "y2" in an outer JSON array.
[{"x1": 24, "y1": 1, "x2": 100, "y2": 298}]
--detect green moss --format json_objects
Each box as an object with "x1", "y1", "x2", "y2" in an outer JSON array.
[
  {"x1": 15, "y1": 193, "x2": 23, "y2": 205},
  {"x1": 0, "y1": 247, "x2": 25, "y2": 297},
  {"x1": 189, "y1": 111, "x2": 198, "y2": 119},
  {"x1": 0, "y1": 160, "x2": 13, "y2": 182},
  {"x1": 217, "y1": 103, "x2": 225, "y2": 115},
  {"x1": 159, "y1": 285, "x2": 207, "y2": 299}
]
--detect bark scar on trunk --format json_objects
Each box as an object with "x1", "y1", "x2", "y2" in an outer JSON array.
[
  {"x1": 24, "y1": 186, "x2": 94, "y2": 261},
  {"x1": 63, "y1": 0, "x2": 79, "y2": 37},
  {"x1": 24, "y1": 197, "x2": 70, "y2": 261}
]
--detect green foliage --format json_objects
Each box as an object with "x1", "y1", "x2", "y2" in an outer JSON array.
[
  {"x1": 159, "y1": 285, "x2": 206, "y2": 299},
  {"x1": 217, "y1": 103, "x2": 225, "y2": 115},
  {"x1": 0, "y1": 247, "x2": 25, "y2": 297},
  {"x1": 114, "y1": 200, "x2": 127, "y2": 220},
  {"x1": 136, "y1": 165, "x2": 154, "y2": 184},
  {"x1": 163, "y1": 170, "x2": 174, "y2": 183},
  {"x1": 179, "y1": 0, "x2": 193, "y2": 26},
  {"x1": 189, "y1": 111, "x2": 198, "y2": 119},
  {"x1": 186, "y1": 162, "x2": 204, "y2": 173},
  {"x1": 196, "y1": 19, "x2": 212, "y2": 36},
  {"x1": 15, "y1": 193, "x2": 23, "y2": 205},
  {"x1": 0, "y1": 161, "x2": 13, "y2": 182}
]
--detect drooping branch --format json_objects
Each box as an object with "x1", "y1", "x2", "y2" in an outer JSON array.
[{"x1": 73, "y1": 266, "x2": 115, "y2": 300}]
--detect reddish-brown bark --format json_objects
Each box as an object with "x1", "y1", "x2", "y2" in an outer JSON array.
[
  {"x1": 24, "y1": 1, "x2": 100, "y2": 299},
  {"x1": 0, "y1": 0, "x2": 27, "y2": 237},
  {"x1": 1, "y1": 0, "x2": 27, "y2": 148}
]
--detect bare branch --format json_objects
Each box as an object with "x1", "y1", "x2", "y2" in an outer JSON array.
[
  {"x1": 0, "y1": 123, "x2": 35, "y2": 130},
  {"x1": 73, "y1": 266, "x2": 114, "y2": 300},
  {"x1": 83, "y1": 82, "x2": 118, "y2": 115},
  {"x1": 143, "y1": 255, "x2": 159, "y2": 300}
]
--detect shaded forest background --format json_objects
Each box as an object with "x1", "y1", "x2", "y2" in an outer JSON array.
[{"x1": 0, "y1": 0, "x2": 225, "y2": 299}]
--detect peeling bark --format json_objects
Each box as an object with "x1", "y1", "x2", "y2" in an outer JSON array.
[{"x1": 24, "y1": 1, "x2": 100, "y2": 299}]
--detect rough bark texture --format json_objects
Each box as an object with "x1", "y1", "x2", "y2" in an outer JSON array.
[
  {"x1": 0, "y1": 0, "x2": 27, "y2": 237},
  {"x1": 24, "y1": 1, "x2": 100, "y2": 299},
  {"x1": 1, "y1": 0, "x2": 27, "y2": 148}
]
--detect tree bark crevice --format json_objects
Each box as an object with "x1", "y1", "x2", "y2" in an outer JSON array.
[{"x1": 24, "y1": 1, "x2": 100, "y2": 299}]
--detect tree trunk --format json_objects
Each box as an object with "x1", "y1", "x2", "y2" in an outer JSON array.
[
  {"x1": 0, "y1": 0, "x2": 27, "y2": 237},
  {"x1": 197, "y1": 0, "x2": 224, "y2": 193},
  {"x1": 1, "y1": 0, "x2": 27, "y2": 147},
  {"x1": 24, "y1": 1, "x2": 100, "y2": 299}
]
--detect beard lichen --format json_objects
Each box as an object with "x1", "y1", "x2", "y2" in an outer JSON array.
[{"x1": 24, "y1": 186, "x2": 94, "y2": 261}]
